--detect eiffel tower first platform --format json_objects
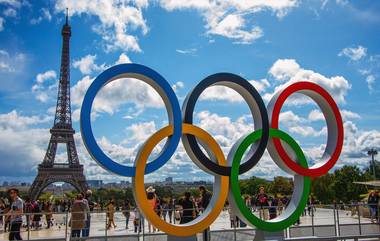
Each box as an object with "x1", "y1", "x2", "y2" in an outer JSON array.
[{"x1": 29, "y1": 12, "x2": 87, "y2": 200}]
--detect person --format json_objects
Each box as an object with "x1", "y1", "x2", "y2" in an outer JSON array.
[
  {"x1": 123, "y1": 199, "x2": 131, "y2": 229},
  {"x1": 23, "y1": 198, "x2": 33, "y2": 230},
  {"x1": 269, "y1": 196, "x2": 278, "y2": 220},
  {"x1": 178, "y1": 192, "x2": 195, "y2": 224},
  {"x1": 44, "y1": 201, "x2": 53, "y2": 229},
  {"x1": 133, "y1": 207, "x2": 142, "y2": 233},
  {"x1": 7, "y1": 188, "x2": 24, "y2": 240},
  {"x1": 167, "y1": 198, "x2": 174, "y2": 223},
  {"x1": 155, "y1": 198, "x2": 163, "y2": 219},
  {"x1": 161, "y1": 200, "x2": 168, "y2": 222},
  {"x1": 0, "y1": 199, "x2": 5, "y2": 231},
  {"x1": 277, "y1": 196, "x2": 284, "y2": 215},
  {"x1": 70, "y1": 194, "x2": 86, "y2": 239},
  {"x1": 146, "y1": 186, "x2": 157, "y2": 232},
  {"x1": 199, "y1": 186, "x2": 212, "y2": 240},
  {"x1": 254, "y1": 186, "x2": 269, "y2": 220},
  {"x1": 199, "y1": 186, "x2": 212, "y2": 212},
  {"x1": 82, "y1": 190, "x2": 93, "y2": 237},
  {"x1": 106, "y1": 199, "x2": 116, "y2": 229},
  {"x1": 368, "y1": 191, "x2": 379, "y2": 223},
  {"x1": 32, "y1": 201, "x2": 41, "y2": 230},
  {"x1": 307, "y1": 196, "x2": 314, "y2": 216}
]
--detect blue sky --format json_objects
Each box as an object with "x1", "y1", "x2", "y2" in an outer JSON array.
[{"x1": 0, "y1": 0, "x2": 379, "y2": 183}]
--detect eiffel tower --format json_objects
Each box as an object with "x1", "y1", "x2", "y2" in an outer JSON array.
[{"x1": 29, "y1": 10, "x2": 87, "y2": 200}]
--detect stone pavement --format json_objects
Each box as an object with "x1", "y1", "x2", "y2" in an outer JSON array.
[{"x1": 0, "y1": 208, "x2": 378, "y2": 240}]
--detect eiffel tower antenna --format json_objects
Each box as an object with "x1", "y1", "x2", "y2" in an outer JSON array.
[
  {"x1": 66, "y1": 8, "x2": 68, "y2": 25},
  {"x1": 29, "y1": 14, "x2": 87, "y2": 200}
]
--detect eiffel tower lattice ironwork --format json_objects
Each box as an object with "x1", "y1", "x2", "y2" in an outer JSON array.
[{"x1": 29, "y1": 11, "x2": 87, "y2": 200}]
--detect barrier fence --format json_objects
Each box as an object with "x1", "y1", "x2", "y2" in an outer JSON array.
[{"x1": 1, "y1": 204, "x2": 380, "y2": 241}]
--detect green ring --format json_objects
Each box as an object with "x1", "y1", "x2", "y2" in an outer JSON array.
[{"x1": 230, "y1": 128, "x2": 311, "y2": 232}]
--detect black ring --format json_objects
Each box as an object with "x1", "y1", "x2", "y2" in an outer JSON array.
[{"x1": 182, "y1": 73, "x2": 269, "y2": 176}]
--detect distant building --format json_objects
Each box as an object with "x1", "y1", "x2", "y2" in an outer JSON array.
[
  {"x1": 165, "y1": 177, "x2": 173, "y2": 183},
  {"x1": 87, "y1": 180, "x2": 104, "y2": 188}
]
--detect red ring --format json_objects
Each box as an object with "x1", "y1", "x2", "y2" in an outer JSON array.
[{"x1": 271, "y1": 82, "x2": 344, "y2": 177}]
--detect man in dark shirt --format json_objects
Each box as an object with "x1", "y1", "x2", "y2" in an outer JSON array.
[{"x1": 179, "y1": 192, "x2": 195, "y2": 224}]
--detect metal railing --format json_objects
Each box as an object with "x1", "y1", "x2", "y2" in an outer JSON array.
[{"x1": 1, "y1": 204, "x2": 380, "y2": 240}]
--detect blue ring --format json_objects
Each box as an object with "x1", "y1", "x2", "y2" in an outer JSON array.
[{"x1": 80, "y1": 63, "x2": 182, "y2": 177}]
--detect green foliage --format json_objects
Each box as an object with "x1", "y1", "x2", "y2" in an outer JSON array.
[
  {"x1": 312, "y1": 173, "x2": 335, "y2": 204},
  {"x1": 333, "y1": 165, "x2": 369, "y2": 203},
  {"x1": 239, "y1": 176, "x2": 269, "y2": 195},
  {"x1": 269, "y1": 176, "x2": 293, "y2": 196}
]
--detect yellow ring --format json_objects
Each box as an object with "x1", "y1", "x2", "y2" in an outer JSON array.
[{"x1": 132, "y1": 123, "x2": 229, "y2": 236}]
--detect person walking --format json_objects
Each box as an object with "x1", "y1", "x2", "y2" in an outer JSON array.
[
  {"x1": 70, "y1": 194, "x2": 86, "y2": 239},
  {"x1": 44, "y1": 201, "x2": 53, "y2": 229},
  {"x1": 368, "y1": 191, "x2": 379, "y2": 223},
  {"x1": 254, "y1": 186, "x2": 269, "y2": 221},
  {"x1": 82, "y1": 190, "x2": 93, "y2": 237},
  {"x1": 32, "y1": 201, "x2": 41, "y2": 230},
  {"x1": 7, "y1": 188, "x2": 24, "y2": 240},
  {"x1": 123, "y1": 199, "x2": 131, "y2": 229},
  {"x1": 146, "y1": 186, "x2": 157, "y2": 233},
  {"x1": 106, "y1": 199, "x2": 117, "y2": 229},
  {"x1": 23, "y1": 198, "x2": 33, "y2": 230}
]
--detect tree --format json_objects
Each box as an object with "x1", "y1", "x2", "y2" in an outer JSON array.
[
  {"x1": 312, "y1": 173, "x2": 335, "y2": 204},
  {"x1": 239, "y1": 176, "x2": 269, "y2": 196},
  {"x1": 333, "y1": 165, "x2": 368, "y2": 203},
  {"x1": 269, "y1": 176, "x2": 293, "y2": 196}
]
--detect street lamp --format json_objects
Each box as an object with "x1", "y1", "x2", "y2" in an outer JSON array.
[{"x1": 368, "y1": 148, "x2": 378, "y2": 180}]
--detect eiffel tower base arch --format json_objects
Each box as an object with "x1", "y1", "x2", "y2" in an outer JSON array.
[{"x1": 29, "y1": 165, "x2": 87, "y2": 201}]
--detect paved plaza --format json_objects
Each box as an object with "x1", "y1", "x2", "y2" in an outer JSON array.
[{"x1": 1, "y1": 208, "x2": 379, "y2": 240}]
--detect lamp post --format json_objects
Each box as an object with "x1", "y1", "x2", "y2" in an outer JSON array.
[{"x1": 368, "y1": 148, "x2": 378, "y2": 180}]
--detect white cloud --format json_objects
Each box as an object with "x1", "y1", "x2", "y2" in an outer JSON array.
[
  {"x1": 32, "y1": 70, "x2": 57, "y2": 103},
  {"x1": 3, "y1": 8, "x2": 16, "y2": 17},
  {"x1": 288, "y1": 126, "x2": 326, "y2": 137},
  {"x1": 172, "y1": 81, "x2": 184, "y2": 92},
  {"x1": 366, "y1": 74, "x2": 375, "y2": 92},
  {"x1": 341, "y1": 110, "x2": 361, "y2": 120},
  {"x1": 115, "y1": 53, "x2": 132, "y2": 64},
  {"x1": 0, "y1": 0, "x2": 23, "y2": 8},
  {"x1": 73, "y1": 54, "x2": 106, "y2": 75},
  {"x1": 339, "y1": 45, "x2": 367, "y2": 61},
  {"x1": 280, "y1": 110, "x2": 305, "y2": 125},
  {"x1": 70, "y1": 53, "x2": 164, "y2": 120},
  {"x1": 159, "y1": 0, "x2": 299, "y2": 44},
  {"x1": 308, "y1": 109, "x2": 325, "y2": 122},
  {"x1": 199, "y1": 78, "x2": 270, "y2": 103},
  {"x1": 269, "y1": 59, "x2": 300, "y2": 81},
  {"x1": 30, "y1": 8, "x2": 52, "y2": 24},
  {"x1": 36, "y1": 70, "x2": 56, "y2": 84},
  {"x1": 0, "y1": 49, "x2": 26, "y2": 73},
  {"x1": 176, "y1": 48, "x2": 197, "y2": 55},
  {"x1": 209, "y1": 14, "x2": 263, "y2": 44},
  {"x1": 55, "y1": 0, "x2": 148, "y2": 52},
  {"x1": 265, "y1": 58, "x2": 351, "y2": 104}
]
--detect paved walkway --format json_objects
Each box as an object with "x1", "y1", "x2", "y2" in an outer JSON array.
[{"x1": 0, "y1": 208, "x2": 378, "y2": 240}]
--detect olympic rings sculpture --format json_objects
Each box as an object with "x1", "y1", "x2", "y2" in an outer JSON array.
[{"x1": 80, "y1": 63, "x2": 344, "y2": 236}]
